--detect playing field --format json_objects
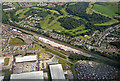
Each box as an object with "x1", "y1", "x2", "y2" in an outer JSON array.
[
  {"x1": 93, "y1": 4, "x2": 119, "y2": 18},
  {"x1": 10, "y1": 37, "x2": 26, "y2": 46},
  {"x1": 4, "y1": 58, "x2": 9, "y2": 66}
]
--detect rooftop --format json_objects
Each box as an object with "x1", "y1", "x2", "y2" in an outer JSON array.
[
  {"x1": 49, "y1": 64, "x2": 65, "y2": 79},
  {"x1": 0, "y1": 57, "x2": 4, "y2": 64},
  {"x1": 10, "y1": 71, "x2": 44, "y2": 79},
  {"x1": 15, "y1": 55, "x2": 37, "y2": 63}
]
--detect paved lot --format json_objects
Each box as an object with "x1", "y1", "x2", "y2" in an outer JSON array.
[
  {"x1": 13, "y1": 62, "x2": 37, "y2": 74},
  {"x1": 76, "y1": 61, "x2": 120, "y2": 80}
]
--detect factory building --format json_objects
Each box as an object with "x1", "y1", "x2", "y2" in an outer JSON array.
[
  {"x1": 10, "y1": 71, "x2": 44, "y2": 80},
  {"x1": 49, "y1": 64, "x2": 65, "y2": 79},
  {"x1": 15, "y1": 55, "x2": 37, "y2": 63}
]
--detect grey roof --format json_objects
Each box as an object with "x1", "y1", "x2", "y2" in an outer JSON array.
[
  {"x1": 10, "y1": 71, "x2": 44, "y2": 80},
  {"x1": 49, "y1": 64, "x2": 65, "y2": 79},
  {"x1": 0, "y1": 76, "x2": 4, "y2": 81}
]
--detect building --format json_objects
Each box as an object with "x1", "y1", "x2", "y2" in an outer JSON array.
[
  {"x1": 0, "y1": 58, "x2": 4, "y2": 64},
  {"x1": 15, "y1": 55, "x2": 37, "y2": 63},
  {"x1": 10, "y1": 71, "x2": 44, "y2": 80},
  {"x1": 49, "y1": 64, "x2": 65, "y2": 79},
  {"x1": 0, "y1": 76, "x2": 4, "y2": 81}
]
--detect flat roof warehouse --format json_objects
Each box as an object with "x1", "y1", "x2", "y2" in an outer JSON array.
[
  {"x1": 39, "y1": 37, "x2": 91, "y2": 57},
  {"x1": 49, "y1": 64, "x2": 65, "y2": 79},
  {"x1": 10, "y1": 71, "x2": 44, "y2": 80},
  {"x1": 15, "y1": 55, "x2": 37, "y2": 63}
]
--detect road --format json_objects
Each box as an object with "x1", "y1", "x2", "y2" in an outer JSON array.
[
  {"x1": 3, "y1": 24, "x2": 120, "y2": 79},
  {"x1": 6, "y1": 24, "x2": 119, "y2": 63},
  {"x1": 2, "y1": 49, "x2": 42, "y2": 55}
]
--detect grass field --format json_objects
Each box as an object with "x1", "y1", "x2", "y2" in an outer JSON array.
[
  {"x1": 32, "y1": 7, "x2": 60, "y2": 15},
  {"x1": 12, "y1": 2, "x2": 19, "y2": 7},
  {"x1": 45, "y1": 47, "x2": 67, "y2": 59},
  {"x1": 61, "y1": 4, "x2": 69, "y2": 16},
  {"x1": 86, "y1": 2, "x2": 95, "y2": 14},
  {"x1": 56, "y1": 57, "x2": 73, "y2": 73},
  {"x1": 95, "y1": 19, "x2": 119, "y2": 26},
  {"x1": 93, "y1": 4, "x2": 119, "y2": 18},
  {"x1": 15, "y1": 7, "x2": 30, "y2": 19},
  {"x1": 39, "y1": 52, "x2": 53, "y2": 57},
  {"x1": 10, "y1": 37, "x2": 26, "y2": 46},
  {"x1": 69, "y1": 2, "x2": 77, "y2": 5},
  {"x1": 65, "y1": 25, "x2": 90, "y2": 35},
  {"x1": 28, "y1": 44, "x2": 43, "y2": 50},
  {"x1": 2, "y1": 70, "x2": 12, "y2": 79},
  {"x1": 4, "y1": 58, "x2": 9, "y2": 66}
]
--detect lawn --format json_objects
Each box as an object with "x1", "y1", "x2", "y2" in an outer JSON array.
[
  {"x1": 10, "y1": 37, "x2": 26, "y2": 46},
  {"x1": 66, "y1": 25, "x2": 85, "y2": 32},
  {"x1": 48, "y1": 21, "x2": 65, "y2": 32},
  {"x1": 4, "y1": 58, "x2": 9, "y2": 66},
  {"x1": 2, "y1": 70, "x2": 12, "y2": 79},
  {"x1": 15, "y1": 7, "x2": 30, "y2": 19},
  {"x1": 40, "y1": 15, "x2": 52, "y2": 29},
  {"x1": 32, "y1": 7, "x2": 60, "y2": 15},
  {"x1": 86, "y1": 2, "x2": 95, "y2": 14},
  {"x1": 69, "y1": 2, "x2": 77, "y2": 5},
  {"x1": 65, "y1": 25, "x2": 90, "y2": 36},
  {"x1": 28, "y1": 43, "x2": 44, "y2": 50},
  {"x1": 2, "y1": 5, "x2": 11, "y2": 9},
  {"x1": 12, "y1": 2, "x2": 19, "y2": 7},
  {"x1": 56, "y1": 57, "x2": 73, "y2": 73},
  {"x1": 45, "y1": 47, "x2": 67, "y2": 59},
  {"x1": 93, "y1": 4, "x2": 119, "y2": 18},
  {"x1": 61, "y1": 4, "x2": 69, "y2": 16},
  {"x1": 95, "y1": 19, "x2": 119, "y2": 26},
  {"x1": 39, "y1": 52, "x2": 53, "y2": 57}
]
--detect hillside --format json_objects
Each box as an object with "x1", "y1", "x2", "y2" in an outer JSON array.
[{"x1": 2, "y1": 2, "x2": 120, "y2": 38}]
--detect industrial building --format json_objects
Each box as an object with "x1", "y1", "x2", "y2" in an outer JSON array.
[
  {"x1": 0, "y1": 76, "x2": 4, "y2": 81},
  {"x1": 10, "y1": 71, "x2": 44, "y2": 80},
  {"x1": 15, "y1": 55, "x2": 37, "y2": 63},
  {"x1": 0, "y1": 58, "x2": 4, "y2": 64},
  {"x1": 39, "y1": 37, "x2": 91, "y2": 57},
  {"x1": 49, "y1": 64, "x2": 65, "y2": 79}
]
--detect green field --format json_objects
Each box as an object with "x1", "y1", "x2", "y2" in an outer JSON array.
[
  {"x1": 45, "y1": 47, "x2": 67, "y2": 59},
  {"x1": 93, "y1": 4, "x2": 119, "y2": 18},
  {"x1": 10, "y1": 37, "x2": 26, "y2": 46},
  {"x1": 69, "y1": 2, "x2": 77, "y2": 5},
  {"x1": 15, "y1": 7, "x2": 30, "y2": 19},
  {"x1": 4, "y1": 2, "x2": 119, "y2": 38},
  {"x1": 95, "y1": 19, "x2": 119, "y2": 26},
  {"x1": 56, "y1": 57, "x2": 73, "y2": 71},
  {"x1": 4, "y1": 58, "x2": 9, "y2": 66},
  {"x1": 86, "y1": 2, "x2": 95, "y2": 14},
  {"x1": 39, "y1": 52, "x2": 53, "y2": 57},
  {"x1": 32, "y1": 7, "x2": 60, "y2": 15},
  {"x1": 2, "y1": 5, "x2": 11, "y2": 9},
  {"x1": 12, "y1": 2, "x2": 19, "y2": 7},
  {"x1": 28, "y1": 44, "x2": 44, "y2": 50}
]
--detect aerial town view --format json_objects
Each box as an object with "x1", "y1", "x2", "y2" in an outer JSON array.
[{"x1": 0, "y1": 0, "x2": 120, "y2": 81}]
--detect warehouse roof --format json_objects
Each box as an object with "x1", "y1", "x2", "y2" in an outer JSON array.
[
  {"x1": 10, "y1": 71, "x2": 44, "y2": 79},
  {"x1": 15, "y1": 55, "x2": 37, "y2": 63},
  {"x1": 49, "y1": 64, "x2": 65, "y2": 79},
  {"x1": 0, "y1": 58, "x2": 4, "y2": 64},
  {"x1": 0, "y1": 76, "x2": 4, "y2": 81}
]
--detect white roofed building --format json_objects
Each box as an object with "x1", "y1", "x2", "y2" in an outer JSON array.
[
  {"x1": 15, "y1": 55, "x2": 37, "y2": 63},
  {"x1": 0, "y1": 76, "x2": 4, "y2": 81},
  {"x1": 10, "y1": 71, "x2": 44, "y2": 80},
  {"x1": 49, "y1": 64, "x2": 65, "y2": 79},
  {"x1": 0, "y1": 58, "x2": 4, "y2": 64}
]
